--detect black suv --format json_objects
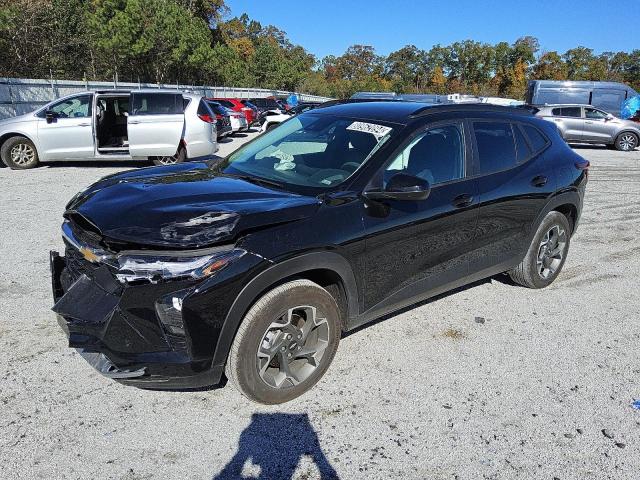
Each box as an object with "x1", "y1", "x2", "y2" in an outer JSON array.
[
  {"x1": 50, "y1": 102, "x2": 588, "y2": 404},
  {"x1": 248, "y1": 97, "x2": 284, "y2": 115}
]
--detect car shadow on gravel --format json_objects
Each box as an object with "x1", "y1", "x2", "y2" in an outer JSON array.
[{"x1": 212, "y1": 413, "x2": 339, "y2": 479}]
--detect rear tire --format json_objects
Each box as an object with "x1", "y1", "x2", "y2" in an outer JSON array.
[
  {"x1": 508, "y1": 211, "x2": 571, "y2": 289},
  {"x1": 1, "y1": 136, "x2": 40, "y2": 169},
  {"x1": 225, "y1": 279, "x2": 341, "y2": 404},
  {"x1": 614, "y1": 132, "x2": 638, "y2": 151},
  {"x1": 152, "y1": 145, "x2": 186, "y2": 166}
]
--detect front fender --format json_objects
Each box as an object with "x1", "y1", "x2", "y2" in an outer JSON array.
[
  {"x1": 210, "y1": 250, "x2": 359, "y2": 369},
  {"x1": 0, "y1": 127, "x2": 39, "y2": 153}
]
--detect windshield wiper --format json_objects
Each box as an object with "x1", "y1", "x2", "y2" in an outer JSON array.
[{"x1": 218, "y1": 173, "x2": 285, "y2": 190}]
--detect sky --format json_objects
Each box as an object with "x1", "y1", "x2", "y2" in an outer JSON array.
[{"x1": 225, "y1": 0, "x2": 640, "y2": 59}]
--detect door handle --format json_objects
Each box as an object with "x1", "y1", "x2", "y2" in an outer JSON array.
[
  {"x1": 452, "y1": 194, "x2": 474, "y2": 208},
  {"x1": 531, "y1": 175, "x2": 548, "y2": 187},
  {"x1": 129, "y1": 120, "x2": 140, "y2": 125},
  {"x1": 585, "y1": 121, "x2": 593, "y2": 124},
  {"x1": 78, "y1": 122, "x2": 91, "y2": 127}
]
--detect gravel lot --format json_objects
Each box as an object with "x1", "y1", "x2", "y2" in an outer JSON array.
[{"x1": 1, "y1": 133, "x2": 639, "y2": 480}]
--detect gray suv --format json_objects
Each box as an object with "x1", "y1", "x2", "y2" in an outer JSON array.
[
  {"x1": 0, "y1": 90, "x2": 218, "y2": 169},
  {"x1": 535, "y1": 104, "x2": 639, "y2": 151}
]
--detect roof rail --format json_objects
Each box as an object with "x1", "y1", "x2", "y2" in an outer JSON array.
[
  {"x1": 409, "y1": 103, "x2": 537, "y2": 118},
  {"x1": 314, "y1": 98, "x2": 401, "y2": 109}
]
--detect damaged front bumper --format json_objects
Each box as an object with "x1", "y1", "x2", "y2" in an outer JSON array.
[{"x1": 50, "y1": 250, "x2": 227, "y2": 389}]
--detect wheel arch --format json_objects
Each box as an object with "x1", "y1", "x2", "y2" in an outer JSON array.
[
  {"x1": 530, "y1": 191, "x2": 581, "y2": 241},
  {"x1": 615, "y1": 129, "x2": 640, "y2": 141},
  {"x1": 210, "y1": 250, "x2": 359, "y2": 368},
  {"x1": 552, "y1": 203, "x2": 578, "y2": 233},
  {"x1": 0, "y1": 131, "x2": 40, "y2": 166},
  {"x1": 0, "y1": 131, "x2": 38, "y2": 151}
]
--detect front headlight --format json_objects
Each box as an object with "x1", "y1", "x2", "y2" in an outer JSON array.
[{"x1": 116, "y1": 248, "x2": 245, "y2": 283}]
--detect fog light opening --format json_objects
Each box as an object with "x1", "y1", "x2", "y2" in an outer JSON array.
[{"x1": 155, "y1": 290, "x2": 190, "y2": 336}]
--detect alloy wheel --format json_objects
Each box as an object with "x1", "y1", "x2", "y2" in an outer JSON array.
[
  {"x1": 619, "y1": 134, "x2": 637, "y2": 151},
  {"x1": 10, "y1": 143, "x2": 35, "y2": 166},
  {"x1": 256, "y1": 305, "x2": 330, "y2": 389},
  {"x1": 157, "y1": 155, "x2": 178, "y2": 165},
  {"x1": 536, "y1": 225, "x2": 567, "y2": 279}
]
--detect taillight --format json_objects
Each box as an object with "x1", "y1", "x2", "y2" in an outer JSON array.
[
  {"x1": 198, "y1": 113, "x2": 215, "y2": 123},
  {"x1": 215, "y1": 114, "x2": 223, "y2": 120},
  {"x1": 575, "y1": 158, "x2": 590, "y2": 178}
]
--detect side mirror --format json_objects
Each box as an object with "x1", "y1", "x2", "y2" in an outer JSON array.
[
  {"x1": 363, "y1": 173, "x2": 431, "y2": 201},
  {"x1": 45, "y1": 110, "x2": 57, "y2": 123},
  {"x1": 605, "y1": 114, "x2": 615, "y2": 121}
]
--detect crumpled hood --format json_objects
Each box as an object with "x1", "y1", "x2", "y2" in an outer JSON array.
[{"x1": 66, "y1": 163, "x2": 321, "y2": 249}]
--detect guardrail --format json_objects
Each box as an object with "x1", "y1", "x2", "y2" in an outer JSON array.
[{"x1": 0, "y1": 77, "x2": 332, "y2": 119}]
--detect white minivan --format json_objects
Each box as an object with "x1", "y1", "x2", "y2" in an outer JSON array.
[{"x1": 0, "y1": 90, "x2": 218, "y2": 169}]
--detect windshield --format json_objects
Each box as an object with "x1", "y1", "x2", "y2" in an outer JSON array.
[{"x1": 213, "y1": 113, "x2": 394, "y2": 192}]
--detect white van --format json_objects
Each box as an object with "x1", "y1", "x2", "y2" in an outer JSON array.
[{"x1": 0, "y1": 90, "x2": 218, "y2": 169}]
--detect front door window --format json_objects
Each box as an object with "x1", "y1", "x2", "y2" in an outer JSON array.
[
  {"x1": 384, "y1": 124, "x2": 465, "y2": 186},
  {"x1": 47, "y1": 95, "x2": 92, "y2": 118}
]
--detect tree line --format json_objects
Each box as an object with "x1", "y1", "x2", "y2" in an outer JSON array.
[{"x1": 1, "y1": 0, "x2": 639, "y2": 99}]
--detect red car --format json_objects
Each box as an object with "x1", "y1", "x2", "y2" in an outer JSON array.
[{"x1": 208, "y1": 98, "x2": 256, "y2": 125}]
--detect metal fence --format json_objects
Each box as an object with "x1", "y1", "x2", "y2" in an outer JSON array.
[{"x1": 0, "y1": 77, "x2": 332, "y2": 119}]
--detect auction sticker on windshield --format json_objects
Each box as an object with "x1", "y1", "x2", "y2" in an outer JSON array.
[{"x1": 346, "y1": 121, "x2": 392, "y2": 138}]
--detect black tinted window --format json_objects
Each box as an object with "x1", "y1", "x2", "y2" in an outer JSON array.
[
  {"x1": 216, "y1": 100, "x2": 235, "y2": 109},
  {"x1": 131, "y1": 93, "x2": 184, "y2": 115},
  {"x1": 474, "y1": 122, "x2": 517, "y2": 174},
  {"x1": 522, "y1": 125, "x2": 548, "y2": 152},
  {"x1": 551, "y1": 107, "x2": 581, "y2": 117},
  {"x1": 513, "y1": 125, "x2": 531, "y2": 162},
  {"x1": 198, "y1": 100, "x2": 215, "y2": 117},
  {"x1": 206, "y1": 102, "x2": 226, "y2": 115}
]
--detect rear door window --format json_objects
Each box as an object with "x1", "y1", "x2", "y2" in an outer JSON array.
[
  {"x1": 521, "y1": 125, "x2": 549, "y2": 152},
  {"x1": 131, "y1": 93, "x2": 184, "y2": 115},
  {"x1": 551, "y1": 107, "x2": 581, "y2": 117},
  {"x1": 473, "y1": 122, "x2": 517, "y2": 174}
]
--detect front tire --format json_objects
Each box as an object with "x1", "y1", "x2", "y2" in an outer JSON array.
[
  {"x1": 1, "y1": 136, "x2": 40, "y2": 169},
  {"x1": 509, "y1": 211, "x2": 571, "y2": 288},
  {"x1": 225, "y1": 279, "x2": 342, "y2": 404},
  {"x1": 614, "y1": 132, "x2": 638, "y2": 151}
]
